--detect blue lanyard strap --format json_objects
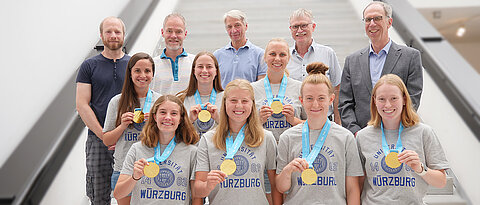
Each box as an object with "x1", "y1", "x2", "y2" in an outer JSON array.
[
  {"x1": 225, "y1": 124, "x2": 247, "y2": 159},
  {"x1": 381, "y1": 122, "x2": 404, "y2": 155},
  {"x1": 146, "y1": 136, "x2": 177, "y2": 163},
  {"x1": 194, "y1": 89, "x2": 217, "y2": 110},
  {"x1": 302, "y1": 120, "x2": 331, "y2": 168},
  {"x1": 142, "y1": 89, "x2": 153, "y2": 113},
  {"x1": 264, "y1": 74, "x2": 288, "y2": 105}
]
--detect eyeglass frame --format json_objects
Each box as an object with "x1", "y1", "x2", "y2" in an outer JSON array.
[
  {"x1": 362, "y1": 15, "x2": 390, "y2": 24},
  {"x1": 289, "y1": 23, "x2": 313, "y2": 30}
]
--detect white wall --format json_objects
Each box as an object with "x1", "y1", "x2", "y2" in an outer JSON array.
[{"x1": 0, "y1": 0, "x2": 129, "y2": 167}]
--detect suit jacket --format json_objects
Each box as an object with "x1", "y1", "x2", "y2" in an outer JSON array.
[{"x1": 339, "y1": 41, "x2": 423, "y2": 134}]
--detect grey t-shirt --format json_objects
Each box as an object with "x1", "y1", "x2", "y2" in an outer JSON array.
[
  {"x1": 356, "y1": 123, "x2": 449, "y2": 205},
  {"x1": 121, "y1": 141, "x2": 197, "y2": 205},
  {"x1": 276, "y1": 122, "x2": 364, "y2": 205},
  {"x1": 251, "y1": 77, "x2": 306, "y2": 141},
  {"x1": 195, "y1": 128, "x2": 277, "y2": 205},
  {"x1": 183, "y1": 91, "x2": 224, "y2": 137},
  {"x1": 103, "y1": 92, "x2": 161, "y2": 171}
]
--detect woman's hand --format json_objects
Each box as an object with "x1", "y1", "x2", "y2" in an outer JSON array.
[
  {"x1": 133, "y1": 158, "x2": 148, "y2": 180},
  {"x1": 282, "y1": 104, "x2": 295, "y2": 124},
  {"x1": 120, "y1": 112, "x2": 134, "y2": 128},
  {"x1": 143, "y1": 112, "x2": 150, "y2": 121},
  {"x1": 205, "y1": 102, "x2": 219, "y2": 121},
  {"x1": 398, "y1": 150, "x2": 422, "y2": 173},
  {"x1": 206, "y1": 170, "x2": 227, "y2": 190},
  {"x1": 259, "y1": 105, "x2": 273, "y2": 124},
  {"x1": 189, "y1": 104, "x2": 202, "y2": 122},
  {"x1": 284, "y1": 158, "x2": 309, "y2": 174}
]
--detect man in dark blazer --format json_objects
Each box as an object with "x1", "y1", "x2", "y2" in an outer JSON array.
[{"x1": 339, "y1": 2, "x2": 423, "y2": 134}]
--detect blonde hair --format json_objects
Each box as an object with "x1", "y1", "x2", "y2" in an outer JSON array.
[
  {"x1": 368, "y1": 74, "x2": 419, "y2": 128},
  {"x1": 213, "y1": 79, "x2": 264, "y2": 150},
  {"x1": 300, "y1": 62, "x2": 333, "y2": 96},
  {"x1": 264, "y1": 38, "x2": 290, "y2": 76},
  {"x1": 141, "y1": 95, "x2": 199, "y2": 147}
]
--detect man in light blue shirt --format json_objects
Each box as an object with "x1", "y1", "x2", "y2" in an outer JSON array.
[
  {"x1": 214, "y1": 10, "x2": 267, "y2": 88},
  {"x1": 286, "y1": 8, "x2": 342, "y2": 124}
]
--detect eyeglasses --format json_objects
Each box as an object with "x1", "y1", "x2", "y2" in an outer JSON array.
[
  {"x1": 362, "y1": 16, "x2": 388, "y2": 24},
  {"x1": 289, "y1": 23, "x2": 312, "y2": 30}
]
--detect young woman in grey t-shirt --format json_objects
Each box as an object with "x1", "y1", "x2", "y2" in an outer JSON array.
[
  {"x1": 102, "y1": 53, "x2": 160, "y2": 205},
  {"x1": 356, "y1": 74, "x2": 449, "y2": 204},
  {"x1": 276, "y1": 63, "x2": 363, "y2": 204},
  {"x1": 193, "y1": 79, "x2": 280, "y2": 205},
  {"x1": 177, "y1": 51, "x2": 224, "y2": 137},
  {"x1": 113, "y1": 95, "x2": 202, "y2": 205}
]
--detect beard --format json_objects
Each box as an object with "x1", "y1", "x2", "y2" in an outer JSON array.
[{"x1": 102, "y1": 38, "x2": 124, "y2": 51}]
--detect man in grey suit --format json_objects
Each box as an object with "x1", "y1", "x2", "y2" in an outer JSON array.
[{"x1": 339, "y1": 1, "x2": 423, "y2": 134}]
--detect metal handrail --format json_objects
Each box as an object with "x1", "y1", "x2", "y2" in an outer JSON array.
[{"x1": 382, "y1": 0, "x2": 480, "y2": 142}]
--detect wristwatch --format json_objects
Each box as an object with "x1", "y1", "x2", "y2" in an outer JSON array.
[{"x1": 416, "y1": 163, "x2": 428, "y2": 176}]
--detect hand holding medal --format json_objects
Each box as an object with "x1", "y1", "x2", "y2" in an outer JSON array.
[
  {"x1": 143, "y1": 137, "x2": 177, "y2": 178},
  {"x1": 220, "y1": 124, "x2": 246, "y2": 176},
  {"x1": 194, "y1": 90, "x2": 217, "y2": 123}
]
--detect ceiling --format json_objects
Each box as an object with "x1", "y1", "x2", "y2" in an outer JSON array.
[{"x1": 419, "y1": 6, "x2": 480, "y2": 43}]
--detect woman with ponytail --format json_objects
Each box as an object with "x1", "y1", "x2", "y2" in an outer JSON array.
[{"x1": 276, "y1": 62, "x2": 363, "y2": 204}]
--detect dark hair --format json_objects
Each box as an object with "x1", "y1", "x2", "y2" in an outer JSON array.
[
  {"x1": 177, "y1": 51, "x2": 223, "y2": 101},
  {"x1": 141, "y1": 95, "x2": 199, "y2": 147},
  {"x1": 115, "y1": 52, "x2": 155, "y2": 127}
]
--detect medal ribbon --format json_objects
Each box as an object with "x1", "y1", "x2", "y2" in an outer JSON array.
[
  {"x1": 302, "y1": 120, "x2": 331, "y2": 168},
  {"x1": 194, "y1": 89, "x2": 217, "y2": 110},
  {"x1": 264, "y1": 74, "x2": 288, "y2": 105},
  {"x1": 381, "y1": 122, "x2": 404, "y2": 155},
  {"x1": 146, "y1": 136, "x2": 177, "y2": 164},
  {"x1": 225, "y1": 124, "x2": 247, "y2": 159},
  {"x1": 142, "y1": 89, "x2": 153, "y2": 113}
]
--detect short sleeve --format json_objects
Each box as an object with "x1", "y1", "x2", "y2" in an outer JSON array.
[
  {"x1": 345, "y1": 133, "x2": 364, "y2": 176},
  {"x1": 356, "y1": 134, "x2": 367, "y2": 173},
  {"x1": 76, "y1": 60, "x2": 93, "y2": 84},
  {"x1": 276, "y1": 132, "x2": 290, "y2": 174},
  {"x1": 264, "y1": 130, "x2": 277, "y2": 170},
  {"x1": 121, "y1": 143, "x2": 137, "y2": 176},
  {"x1": 103, "y1": 95, "x2": 119, "y2": 132},
  {"x1": 329, "y1": 49, "x2": 342, "y2": 87},
  {"x1": 190, "y1": 146, "x2": 198, "y2": 180},
  {"x1": 422, "y1": 125, "x2": 449, "y2": 170},
  {"x1": 257, "y1": 49, "x2": 268, "y2": 76},
  {"x1": 195, "y1": 134, "x2": 211, "y2": 172}
]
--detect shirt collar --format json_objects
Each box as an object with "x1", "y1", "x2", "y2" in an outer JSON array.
[
  {"x1": 369, "y1": 39, "x2": 392, "y2": 55},
  {"x1": 225, "y1": 39, "x2": 251, "y2": 50},
  {"x1": 160, "y1": 48, "x2": 188, "y2": 59},
  {"x1": 292, "y1": 39, "x2": 315, "y2": 55}
]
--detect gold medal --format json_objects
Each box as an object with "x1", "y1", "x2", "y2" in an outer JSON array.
[
  {"x1": 385, "y1": 152, "x2": 401, "y2": 168},
  {"x1": 271, "y1": 101, "x2": 283, "y2": 114},
  {"x1": 133, "y1": 109, "x2": 144, "y2": 123},
  {"x1": 143, "y1": 162, "x2": 160, "y2": 178},
  {"x1": 301, "y1": 168, "x2": 317, "y2": 185},
  {"x1": 198, "y1": 110, "x2": 212, "y2": 122},
  {"x1": 220, "y1": 159, "x2": 236, "y2": 175}
]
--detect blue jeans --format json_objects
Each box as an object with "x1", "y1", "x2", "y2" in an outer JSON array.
[{"x1": 111, "y1": 171, "x2": 132, "y2": 196}]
